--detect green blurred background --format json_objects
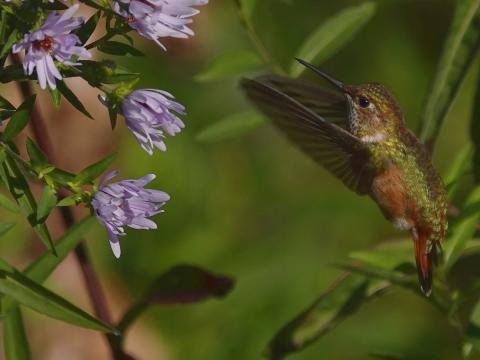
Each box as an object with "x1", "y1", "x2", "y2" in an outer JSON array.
[{"x1": 4, "y1": 0, "x2": 479, "y2": 359}]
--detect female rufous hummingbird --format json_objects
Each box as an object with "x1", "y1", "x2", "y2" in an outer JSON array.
[{"x1": 242, "y1": 58, "x2": 448, "y2": 296}]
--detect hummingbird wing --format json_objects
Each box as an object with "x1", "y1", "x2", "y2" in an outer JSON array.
[
  {"x1": 241, "y1": 76, "x2": 375, "y2": 195},
  {"x1": 253, "y1": 75, "x2": 348, "y2": 128}
]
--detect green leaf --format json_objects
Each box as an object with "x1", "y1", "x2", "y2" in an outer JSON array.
[
  {"x1": 49, "y1": 88, "x2": 61, "y2": 110},
  {"x1": 3, "y1": 306, "x2": 31, "y2": 360},
  {"x1": 239, "y1": 0, "x2": 256, "y2": 19},
  {"x1": 25, "y1": 138, "x2": 48, "y2": 167},
  {"x1": 0, "y1": 192, "x2": 19, "y2": 213},
  {"x1": 266, "y1": 274, "x2": 388, "y2": 359},
  {"x1": 419, "y1": 0, "x2": 480, "y2": 144},
  {"x1": 348, "y1": 238, "x2": 414, "y2": 271},
  {"x1": 471, "y1": 73, "x2": 480, "y2": 184},
  {"x1": 0, "y1": 222, "x2": 15, "y2": 237},
  {"x1": 0, "y1": 29, "x2": 20, "y2": 59},
  {"x1": 290, "y1": 2, "x2": 376, "y2": 77},
  {"x1": 49, "y1": 168, "x2": 76, "y2": 186},
  {"x1": 2, "y1": 217, "x2": 96, "y2": 315},
  {"x1": 0, "y1": 95, "x2": 15, "y2": 110},
  {"x1": 444, "y1": 186, "x2": 480, "y2": 270},
  {"x1": 0, "y1": 151, "x2": 55, "y2": 254},
  {"x1": 2, "y1": 95, "x2": 36, "y2": 142},
  {"x1": 97, "y1": 40, "x2": 144, "y2": 56},
  {"x1": 57, "y1": 194, "x2": 82, "y2": 207},
  {"x1": 195, "y1": 49, "x2": 262, "y2": 82},
  {"x1": 102, "y1": 72, "x2": 140, "y2": 84},
  {"x1": 0, "y1": 64, "x2": 28, "y2": 84},
  {"x1": 76, "y1": 11, "x2": 101, "y2": 44},
  {"x1": 443, "y1": 144, "x2": 473, "y2": 200},
  {"x1": 56, "y1": 80, "x2": 93, "y2": 119},
  {"x1": 73, "y1": 153, "x2": 116, "y2": 186},
  {"x1": 196, "y1": 110, "x2": 266, "y2": 143},
  {"x1": 36, "y1": 187, "x2": 57, "y2": 223},
  {"x1": 0, "y1": 261, "x2": 115, "y2": 333},
  {"x1": 24, "y1": 216, "x2": 95, "y2": 283}
]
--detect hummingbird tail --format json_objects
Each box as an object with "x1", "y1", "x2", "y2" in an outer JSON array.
[{"x1": 413, "y1": 228, "x2": 435, "y2": 297}]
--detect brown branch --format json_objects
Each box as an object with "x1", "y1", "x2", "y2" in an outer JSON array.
[{"x1": 10, "y1": 54, "x2": 129, "y2": 359}]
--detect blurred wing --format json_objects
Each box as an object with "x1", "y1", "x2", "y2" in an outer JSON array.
[
  {"x1": 241, "y1": 76, "x2": 375, "y2": 195},
  {"x1": 255, "y1": 75, "x2": 348, "y2": 128}
]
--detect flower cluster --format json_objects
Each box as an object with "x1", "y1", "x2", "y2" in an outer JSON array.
[
  {"x1": 114, "y1": 0, "x2": 208, "y2": 49},
  {"x1": 122, "y1": 89, "x2": 186, "y2": 154},
  {"x1": 10, "y1": 0, "x2": 208, "y2": 256},
  {"x1": 12, "y1": 5, "x2": 91, "y2": 90},
  {"x1": 91, "y1": 171, "x2": 170, "y2": 258}
]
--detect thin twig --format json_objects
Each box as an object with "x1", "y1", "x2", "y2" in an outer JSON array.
[{"x1": 10, "y1": 54, "x2": 129, "y2": 359}]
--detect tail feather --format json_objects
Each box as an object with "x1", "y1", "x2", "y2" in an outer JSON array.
[{"x1": 413, "y1": 228, "x2": 435, "y2": 296}]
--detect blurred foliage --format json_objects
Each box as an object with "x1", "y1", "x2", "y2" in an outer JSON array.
[
  {"x1": 97, "y1": 0, "x2": 480, "y2": 359},
  {"x1": 3, "y1": 0, "x2": 480, "y2": 359}
]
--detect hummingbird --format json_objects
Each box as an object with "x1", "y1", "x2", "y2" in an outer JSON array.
[{"x1": 241, "y1": 58, "x2": 448, "y2": 295}]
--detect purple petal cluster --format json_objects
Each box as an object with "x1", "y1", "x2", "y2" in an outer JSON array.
[
  {"x1": 121, "y1": 89, "x2": 186, "y2": 155},
  {"x1": 92, "y1": 171, "x2": 170, "y2": 258},
  {"x1": 12, "y1": 4, "x2": 91, "y2": 90},
  {"x1": 114, "y1": 0, "x2": 208, "y2": 49}
]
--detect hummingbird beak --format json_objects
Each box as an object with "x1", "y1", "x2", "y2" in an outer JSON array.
[{"x1": 295, "y1": 58, "x2": 346, "y2": 92}]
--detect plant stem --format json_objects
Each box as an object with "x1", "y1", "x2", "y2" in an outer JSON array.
[
  {"x1": 233, "y1": 0, "x2": 285, "y2": 75},
  {"x1": 10, "y1": 54, "x2": 129, "y2": 359}
]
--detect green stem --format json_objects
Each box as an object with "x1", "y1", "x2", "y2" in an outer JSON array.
[{"x1": 233, "y1": 0, "x2": 285, "y2": 75}]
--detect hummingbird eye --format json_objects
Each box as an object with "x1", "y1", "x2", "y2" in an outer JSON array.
[{"x1": 358, "y1": 96, "x2": 370, "y2": 108}]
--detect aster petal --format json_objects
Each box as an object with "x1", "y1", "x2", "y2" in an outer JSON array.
[{"x1": 107, "y1": 229, "x2": 122, "y2": 258}]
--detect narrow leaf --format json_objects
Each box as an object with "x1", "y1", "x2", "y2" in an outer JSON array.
[
  {"x1": 2, "y1": 95, "x2": 36, "y2": 142},
  {"x1": 0, "y1": 265, "x2": 115, "y2": 333},
  {"x1": 348, "y1": 239, "x2": 414, "y2": 271},
  {"x1": 196, "y1": 110, "x2": 266, "y2": 143},
  {"x1": 0, "y1": 29, "x2": 20, "y2": 59},
  {"x1": 97, "y1": 40, "x2": 144, "y2": 56},
  {"x1": 444, "y1": 186, "x2": 480, "y2": 270},
  {"x1": 471, "y1": 72, "x2": 480, "y2": 183},
  {"x1": 239, "y1": 0, "x2": 256, "y2": 19},
  {"x1": 0, "y1": 151, "x2": 55, "y2": 254},
  {"x1": 443, "y1": 144, "x2": 472, "y2": 200},
  {"x1": 266, "y1": 274, "x2": 388, "y2": 359},
  {"x1": 419, "y1": 0, "x2": 480, "y2": 144},
  {"x1": 76, "y1": 11, "x2": 101, "y2": 44},
  {"x1": 73, "y1": 153, "x2": 116, "y2": 185},
  {"x1": 195, "y1": 49, "x2": 262, "y2": 82},
  {"x1": 56, "y1": 80, "x2": 93, "y2": 119},
  {"x1": 290, "y1": 2, "x2": 376, "y2": 77},
  {"x1": 25, "y1": 138, "x2": 48, "y2": 167},
  {"x1": 2, "y1": 217, "x2": 96, "y2": 314},
  {"x1": 49, "y1": 88, "x2": 61, "y2": 110},
  {"x1": 0, "y1": 95, "x2": 15, "y2": 110},
  {"x1": 0, "y1": 192, "x2": 19, "y2": 213},
  {"x1": 0, "y1": 222, "x2": 15, "y2": 237},
  {"x1": 24, "y1": 216, "x2": 95, "y2": 283},
  {"x1": 3, "y1": 305, "x2": 31, "y2": 360},
  {"x1": 36, "y1": 187, "x2": 57, "y2": 223}
]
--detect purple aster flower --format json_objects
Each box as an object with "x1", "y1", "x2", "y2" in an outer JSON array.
[
  {"x1": 92, "y1": 171, "x2": 170, "y2": 258},
  {"x1": 121, "y1": 89, "x2": 186, "y2": 154},
  {"x1": 12, "y1": 4, "x2": 91, "y2": 90},
  {"x1": 114, "y1": 0, "x2": 208, "y2": 49}
]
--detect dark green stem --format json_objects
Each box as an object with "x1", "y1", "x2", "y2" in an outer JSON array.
[{"x1": 118, "y1": 300, "x2": 148, "y2": 334}]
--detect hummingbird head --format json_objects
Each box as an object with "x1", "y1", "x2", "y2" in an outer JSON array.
[
  {"x1": 343, "y1": 83, "x2": 405, "y2": 141},
  {"x1": 295, "y1": 58, "x2": 405, "y2": 143}
]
